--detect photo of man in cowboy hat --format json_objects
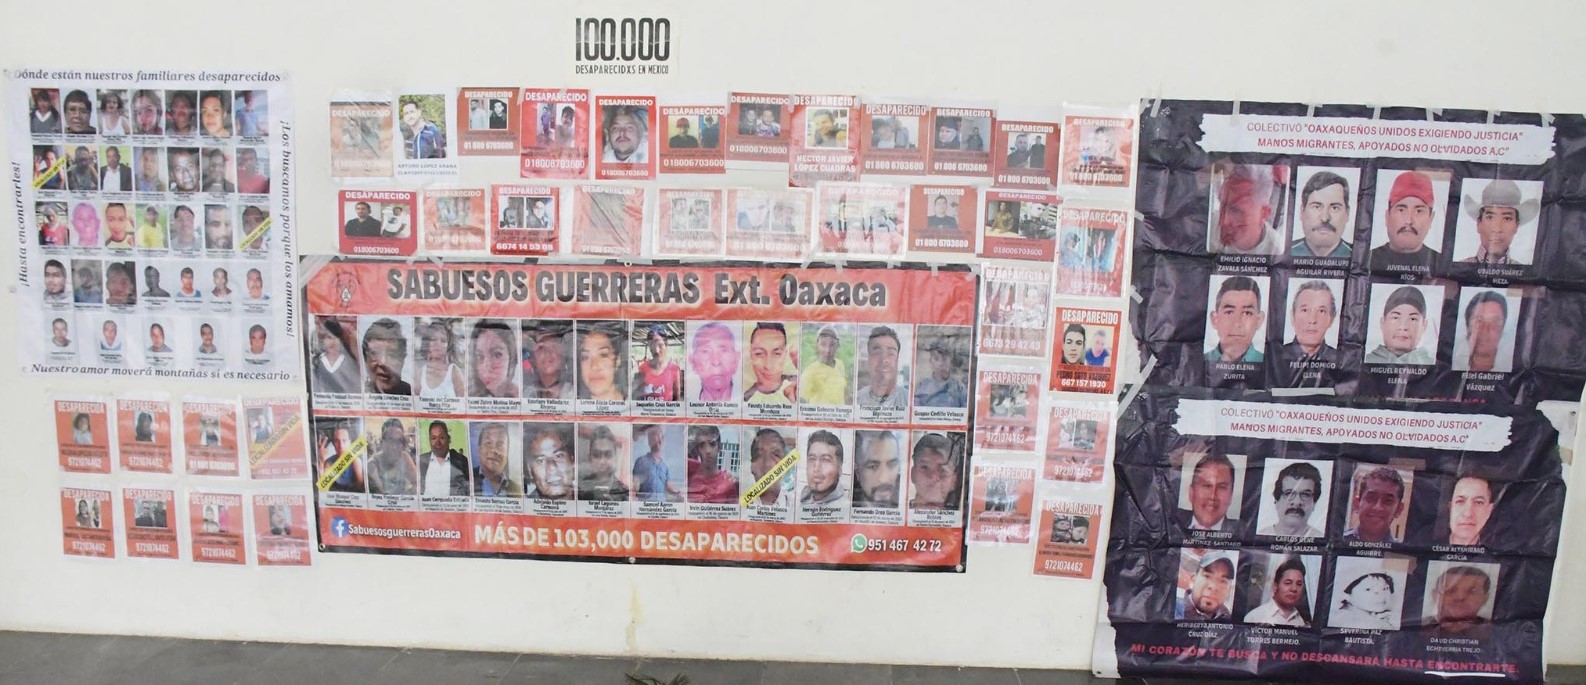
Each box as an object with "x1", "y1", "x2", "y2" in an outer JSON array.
[{"x1": 1456, "y1": 178, "x2": 1542, "y2": 266}]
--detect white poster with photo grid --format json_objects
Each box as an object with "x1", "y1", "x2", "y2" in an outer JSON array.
[{"x1": 9, "y1": 68, "x2": 297, "y2": 380}]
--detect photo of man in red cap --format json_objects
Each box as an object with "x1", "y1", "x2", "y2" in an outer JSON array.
[{"x1": 1370, "y1": 170, "x2": 1443, "y2": 272}]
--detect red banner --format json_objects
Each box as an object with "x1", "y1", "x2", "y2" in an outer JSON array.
[{"x1": 305, "y1": 257, "x2": 978, "y2": 571}]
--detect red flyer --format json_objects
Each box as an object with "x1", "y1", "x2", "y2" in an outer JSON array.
[
  {"x1": 1044, "y1": 400, "x2": 1113, "y2": 484},
  {"x1": 655, "y1": 188, "x2": 724, "y2": 258},
  {"x1": 966, "y1": 462, "x2": 1036, "y2": 545},
  {"x1": 189, "y1": 491, "x2": 245, "y2": 565},
  {"x1": 977, "y1": 264, "x2": 1052, "y2": 359},
  {"x1": 788, "y1": 94, "x2": 860, "y2": 188},
  {"x1": 813, "y1": 182, "x2": 908, "y2": 259},
  {"x1": 519, "y1": 87, "x2": 590, "y2": 179},
  {"x1": 61, "y1": 487, "x2": 115, "y2": 558},
  {"x1": 457, "y1": 87, "x2": 519, "y2": 156},
  {"x1": 1061, "y1": 114, "x2": 1134, "y2": 188},
  {"x1": 1033, "y1": 497, "x2": 1103, "y2": 578},
  {"x1": 1056, "y1": 206, "x2": 1128, "y2": 298},
  {"x1": 182, "y1": 398, "x2": 239, "y2": 477},
  {"x1": 253, "y1": 493, "x2": 312, "y2": 566},
  {"x1": 490, "y1": 184, "x2": 560, "y2": 256},
  {"x1": 571, "y1": 184, "x2": 645, "y2": 258},
  {"x1": 244, "y1": 397, "x2": 309, "y2": 480},
  {"x1": 338, "y1": 189, "x2": 417, "y2": 256},
  {"x1": 725, "y1": 92, "x2": 791, "y2": 165},
  {"x1": 1050, "y1": 307, "x2": 1121, "y2": 394},
  {"x1": 906, "y1": 184, "x2": 978, "y2": 254},
  {"x1": 117, "y1": 397, "x2": 172, "y2": 474},
  {"x1": 927, "y1": 105, "x2": 994, "y2": 178},
  {"x1": 593, "y1": 95, "x2": 658, "y2": 181},
  {"x1": 992, "y1": 119, "x2": 1059, "y2": 189},
  {"x1": 858, "y1": 101, "x2": 928, "y2": 176},
  {"x1": 658, "y1": 104, "x2": 724, "y2": 174},
  {"x1": 725, "y1": 187, "x2": 810, "y2": 261},
  {"x1": 55, "y1": 396, "x2": 111, "y2": 474},
  {"x1": 122, "y1": 486, "x2": 178, "y2": 559},
  {"x1": 422, "y1": 187, "x2": 488, "y2": 253},
  {"x1": 980, "y1": 189, "x2": 1060, "y2": 261},
  {"x1": 972, "y1": 367, "x2": 1041, "y2": 453}
]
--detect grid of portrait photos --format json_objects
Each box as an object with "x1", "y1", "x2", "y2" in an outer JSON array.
[
  {"x1": 19, "y1": 80, "x2": 295, "y2": 377},
  {"x1": 308, "y1": 315, "x2": 975, "y2": 528},
  {"x1": 1107, "y1": 99, "x2": 1586, "y2": 683},
  {"x1": 1100, "y1": 392, "x2": 1565, "y2": 682},
  {"x1": 1131, "y1": 101, "x2": 1586, "y2": 405},
  {"x1": 54, "y1": 393, "x2": 312, "y2": 566}
]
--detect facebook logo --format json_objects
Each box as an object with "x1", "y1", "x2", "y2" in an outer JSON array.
[{"x1": 331, "y1": 516, "x2": 350, "y2": 538}]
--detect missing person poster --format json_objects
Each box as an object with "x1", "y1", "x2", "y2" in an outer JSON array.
[
  {"x1": 1056, "y1": 207, "x2": 1128, "y2": 298},
  {"x1": 189, "y1": 490, "x2": 245, "y2": 565},
  {"x1": 329, "y1": 92, "x2": 394, "y2": 178},
  {"x1": 658, "y1": 103, "x2": 724, "y2": 175},
  {"x1": 571, "y1": 184, "x2": 645, "y2": 259},
  {"x1": 977, "y1": 264, "x2": 1052, "y2": 359},
  {"x1": 244, "y1": 397, "x2": 308, "y2": 480},
  {"x1": 655, "y1": 188, "x2": 725, "y2": 258},
  {"x1": 55, "y1": 395, "x2": 112, "y2": 473},
  {"x1": 489, "y1": 184, "x2": 559, "y2": 256},
  {"x1": 394, "y1": 89, "x2": 458, "y2": 177},
  {"x1": 252, "y1": 492, "x2": 312, "y2": 566},
  {"x1": 301, "y1": 256, "x2": 979, "y2": 571},
  {"x1": 457, "y1": 87, "x2": 518, "y2": 156},
  {"x1": 859, "y1": 101, "x2": 929, "y2": 176},
  {"x1": 61, "y1": 486, "x2": 114, "y2": 558},
  {"x1": 725, "y1": 187, "x2": 810, "y2": 261},
  {"x1": 593, "y1": 95, "x2": 658, "y2": 181},
  {"x1": 906, "y1": 184, "x2": 978, "y2": 255},
  {"x1": 1050, "y1": 307, "x2": 1120, "y2": 395},
  {"x1": 1128, "y1": 100, "x2": 1586, "y2": 404},
  {"x1": 788, "y1": 94, "x2": 860, "y2": 188},
  {"x1": 182, "y1": 397, "x2": 239, "y2": 477},
  {"x1": 1044, "y1": 399, "x2": 1113, "y2": 484},
  {"x1": 1095, "y1": 390, "x2": 1565, "y2": 685},
  {"x1": 993, "y1": 119, "x2": 1059, "y2": 190},
  {"x1": 1107, "y1": 99, "x2": 1585, "y2": 684},
  {"x1": 518, "y1": 88, "x2": 590, "y2": 179},
  {"x1": 1061, "y1": 113, "x2": 1133, "y2": 188},
  {"x1": 725, "y1": 92, "x2": 792, "y2": 166},
  {"x1": 966, "y1": 461, "x2": 1035, "y2": 545},
  {"x1": 117, "y1": 396, "x2": 172, "y2": 473},
  {"x1": 122, "y1": 486, "x2": 178, "y2": 560},
  {"x1": 813, "y1": 182, "x2": 908, "y2": 259},
  {"x1": 972, "y1": 367, "x2": 1040, "y2": 453},
  {"x1": 1033, "y1": 493, "x2": 1102, "y2": 579},
  {"x1": 421, "y1": 187, "x2": 487, "y2": 254},
  {"x1": 980, "y1": 189, "x2": 1060, "y2": 261},
  {"x1": 927, "y1": 105, "x2": 994, "y2": 178},
  {"x1": 10, "y1": 69, "x2": 299, "y2": 380},
  {"x1": 339, "y1": 189, "x2": 417, "y2": 256}
]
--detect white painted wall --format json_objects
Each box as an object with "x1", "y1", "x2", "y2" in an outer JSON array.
[{"x1": 3, "y1": 0, "x2": 1585, "y2": 669}]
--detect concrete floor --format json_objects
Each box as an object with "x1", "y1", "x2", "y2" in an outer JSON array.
[{"x1": 1, "y1": 631, "x2": 1584, "y2": 684}]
